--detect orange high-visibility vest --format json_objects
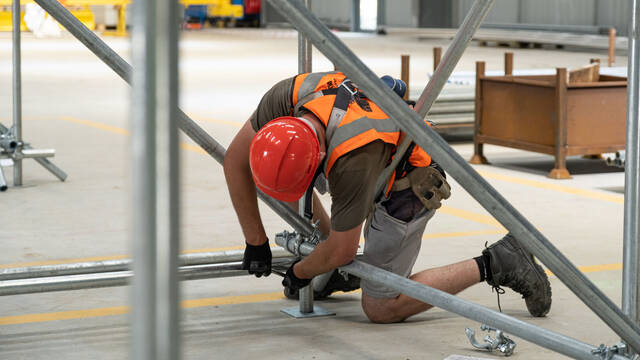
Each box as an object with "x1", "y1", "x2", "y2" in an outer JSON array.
[{"x1": 292, "y1": 71, "x2": 432, "y2": 178}]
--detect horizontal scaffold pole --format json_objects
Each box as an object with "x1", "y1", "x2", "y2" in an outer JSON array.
[
  {"x1": 267, "y1": 0, "x2": 640, "y2": 353},
  {"x1": 0, "y1": 258, "x2": 295, "y2": 296},
  {"x1": 0, "y1": 248, "x2": 294, "y2": 281}
]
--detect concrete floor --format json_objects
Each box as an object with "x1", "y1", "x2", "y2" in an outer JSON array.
[{"x1": 0, "y1": 28, "x2": 631, "y2": 359}]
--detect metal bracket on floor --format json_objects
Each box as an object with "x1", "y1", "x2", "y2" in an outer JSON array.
[
  {"x1": 465, "y1": 324, "x2": 516, "y2": 356},
  {"x1": 591, "y1": 343, "x2": 630, "y2": 360},
  {"x1": 0, "y1": 122, "x2": 67, "y2": 191},
  {"x1": 276, "y1": 228, "x2": 335, "y2": 319}
]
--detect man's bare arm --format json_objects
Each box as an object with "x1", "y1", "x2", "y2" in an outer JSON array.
[
  {"x1": 293, "y1": 224, "x2": 362, "y2": 279},
  {"x1": 223, "y1": 120, "x2": 268, "y2": 246}
]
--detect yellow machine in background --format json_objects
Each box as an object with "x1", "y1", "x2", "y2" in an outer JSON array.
[
  {"x1": 208, "y1": 0, "x2": 242, "y2": 18},
  {"x1": 0, "y1": 7, "x2": 26, "y2": 31},
  {"x1": 0, "y1": 0, "x2": 220, "y2": 35},
  {"x1": 0, "y1": 0, "x2": 100, "y2": 31}
]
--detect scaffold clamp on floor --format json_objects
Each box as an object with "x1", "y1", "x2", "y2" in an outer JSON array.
[{"x1": 0, "y1": 122, "x2": 67, "y2": 191}]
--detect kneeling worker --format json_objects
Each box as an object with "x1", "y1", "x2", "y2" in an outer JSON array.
[{"x1": 223, "y1": 71, "x2": 551, "y2": 323}]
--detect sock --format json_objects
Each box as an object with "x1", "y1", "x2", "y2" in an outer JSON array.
[{"x1": 474, "y1": 254, "x2": 492, "y2": 282}]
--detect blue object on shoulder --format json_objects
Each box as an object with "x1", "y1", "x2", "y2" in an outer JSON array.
[{"x1": 380, "y1": 75, "x2": 407, "y2": 98}]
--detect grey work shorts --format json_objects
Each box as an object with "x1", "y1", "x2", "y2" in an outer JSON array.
[{"x1": 361, "y1": 202, "x2": 435, "y2": 299}]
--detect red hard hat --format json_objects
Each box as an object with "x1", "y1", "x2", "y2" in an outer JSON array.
[{"x1": 249, "y1": 116, "x2": 322, "y2": 202}]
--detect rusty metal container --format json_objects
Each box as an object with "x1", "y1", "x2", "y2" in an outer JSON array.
[{"x1": 470, "y1": 61, "x2": 627, "y2": 178}]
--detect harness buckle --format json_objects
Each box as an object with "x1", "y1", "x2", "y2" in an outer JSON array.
[{"x1": 339, "y1": 80, "x2": 358, "y2": 97}]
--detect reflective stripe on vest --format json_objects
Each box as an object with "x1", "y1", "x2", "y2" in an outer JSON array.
[
  {"x1": 325, "y1": 114, "x2": 400, "y2": 173},
  {"x1": 294, "y1": 71, "x2": 343, "y2": 103}
]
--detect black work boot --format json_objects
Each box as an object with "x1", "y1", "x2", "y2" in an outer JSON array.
[
  {"x1": 283, "y1": 270, "x2": 360, "y2": 300},
  {"x1": 482, "y1": 234, "x2": 552, "y2": 317}
]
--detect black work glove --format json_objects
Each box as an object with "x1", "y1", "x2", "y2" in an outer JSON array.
[
  {"x1": 282, "y1": 260, "x2": 311, "y2": 291},
  {"x1": 242, "y1": 241, "x2": 272, "y2": 278}
]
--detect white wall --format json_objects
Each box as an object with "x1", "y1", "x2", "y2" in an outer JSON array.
[
  {"x1": 383, "y1": 0, "x2": 418, "y2": 27},
  {"x1": 311, "y1": 0, "x2": 352, "y2": 28}
]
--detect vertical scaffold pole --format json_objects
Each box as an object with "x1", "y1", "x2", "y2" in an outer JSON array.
[
  {"x1": 297, "y1": 0, "x2": 314, "y2": 315},
  {"x1": 298, "y1": 0, "x2": 312, "y2": 74},
  {"x1": 351, "y1": 0, "x2": 360, "y2": 32},
  {"x1": 12, "y1": 0, "x2": 22, "y2": 186},
  {"x1": 130, "y1": 0, "x2": 180, "y2": 358},
  {"x1": 623, "y1": 0, "x2": 640, "y2": 342},
  {"x1": 297, "y1": 196, "x2": 314, "y2": 314}
]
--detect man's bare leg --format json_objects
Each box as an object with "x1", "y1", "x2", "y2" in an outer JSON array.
[{"x1": 361, "y1": 259, "x2": 481, "y2": 323}]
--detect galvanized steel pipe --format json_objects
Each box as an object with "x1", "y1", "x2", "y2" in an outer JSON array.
[
  {"x1": 32, "y1": 0, "x2": 314, "y2": 238},
  {"x1": 12, "y1": 0, "x2": 22, "y2": 186},
  {"x1": 268, "y1": 0, "x2": 640, "y2": 352},
  {"x1": 296, "y1": 0, "x2": 315, "y2": 314},
  {"x1": 623, "y1": 0, "x2": 640, "y2": 329},
  {"x1": 297, "y1": 0, "x2": 312, "y2": 74},
  {"x1": 0, "y1": 248, "x2": 294, "y2": 281},
  {"x1": 344, "y1": 261, "x2": 627, "y2": 360},
  {"x1": 0, "y1": 167, "x2": 7, "y2": 191},
  {"x1": 373, "y1": 0, "x2": 492, "y2": 200},
  {"x1": 0, "y1": 259, "x2": 295, "y2": 296},
  {"x1": 0, "y1": 123, "x2": 67, "y2": 181},
  {"x1": 276, "y1": 233, "x2": 627, "y2": 360},
  {"x1": 130, "y1": 0, "x2": 181, "y2": 356}
]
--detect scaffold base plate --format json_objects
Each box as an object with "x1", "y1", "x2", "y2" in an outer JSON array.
[{"x1": 280, "y1": 305, "x2": 335, "y2": 318}]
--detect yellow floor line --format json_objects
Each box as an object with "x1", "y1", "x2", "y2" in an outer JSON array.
[
  {"x1": 60, "y1": 116, "x2": 129, "y2": 136},
  {"x1": 58, "y1": 116, "x2": 208, "y2": 156},
  {"x1": 0, "y1": 292, "x2": 285, "y2": 326},
  {"x1": 439, "y1": 205, "x2": 505, "y2": 229},
  {"x1": 0, "y1": 255, "x2": 129, "y2": 269},
  {"x1": 188, "y1": 114, "x2": 243, "y2": 128},
  {"x1": 544, "y1": 262, "x2": 622, "y2": 276},
  {"x1": 422, "y1": 229, "x2": 505, "y2": 239},
  {"x1": 0, "y1": 262, "x2": 621, "y2": 326},
  {"x1": 477, "y1": 170, "x2": 624, "y2": 205}
]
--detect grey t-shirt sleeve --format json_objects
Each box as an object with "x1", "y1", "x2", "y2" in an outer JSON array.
[
  {"x1": 250, "y1": 76, "x2": 296, "y2": 132},
  {"x1": 328, "y1": 141, "x2": 394, "y2": 232}
]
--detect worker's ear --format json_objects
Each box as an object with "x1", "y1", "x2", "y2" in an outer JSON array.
[{"x1": 318, "y1": 151, "x2": 326, "y2": 162}]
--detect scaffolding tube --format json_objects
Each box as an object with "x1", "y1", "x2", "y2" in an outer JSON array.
[
  {"x1": 12, "y1": 0, "x2": 22, "y2": 186},
  {"x1": 31, "y1": 0, "x2": 314, "y2": 239},
  {"x1": 130, "y1": 0, "x2": 181, "y2": 356},
  {"x1": 373, "y1": 0, "x2": 493, "y2": 199},
  {"x1": 296, "y1": 0, "x2": 315, "y2": 315},
  {"x1": 0, "y1": 123, "x2": 67, "y2": 181},
  {"x1": 298, "y1": 0, "x2": 312, "y2": 74},
  {"x1": 623, "y1": 0, "x2": 640, "y2": 328},
  {"x1": 0, "y1": 259, "x2": 296, "y2": 296},
  {"x1": 267, "y1": 0, "x2": 640, "y2": 352},
  {"x1": 0, "y1": 248, "x2": 295, "y2": 281},
  {"x1": 276, "y1": 235, "x2": 627, "y2": 360}
]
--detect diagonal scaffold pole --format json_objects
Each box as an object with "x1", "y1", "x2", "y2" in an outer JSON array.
[
  {"x1": 277, "y1": 236, "x2": 628, "y2": 360},
  {"x1": 268, "y1": 0, "x2": 640, "y2": 353},
  {"x1": 374, "y1": 0, "x2": 493, "y2": 199},
  {"x1": 31, "y1": 0, "x2": 314, "y2": 239}
]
